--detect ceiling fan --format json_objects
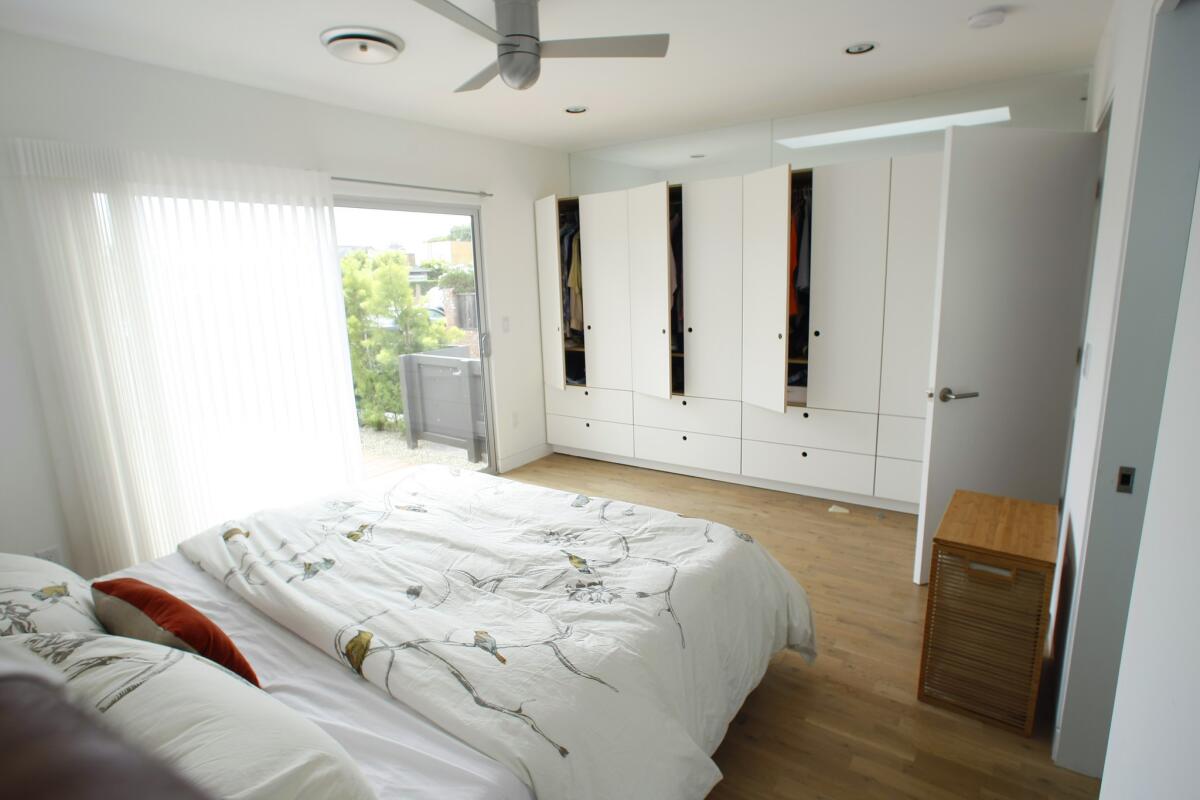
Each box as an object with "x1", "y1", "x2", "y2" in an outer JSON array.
[{"x1": 411, "y1": 0, "x2": 670, "y2": 92}]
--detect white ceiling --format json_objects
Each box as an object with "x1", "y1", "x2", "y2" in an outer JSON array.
[{"x1": 0, "y1": 0, "x2": 1110, "y2": 152}]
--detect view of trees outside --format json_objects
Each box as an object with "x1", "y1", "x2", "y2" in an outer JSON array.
[{"x1": 333, "y1": 207, "x2": 478, "y2": 434}]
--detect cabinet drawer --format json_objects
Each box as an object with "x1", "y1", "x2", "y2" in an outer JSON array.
[
  {"x1": 878, "y1": 415, "x2": 926, "y2": 461},
  {"x1": 742, "y1": 440, "x2": 875, "y2": 496},
  {"x1": 544, "y1": 386, "x2": 633, "y2": 424},
  {"x1": 633, "y1": 394, "x2": 740, "y2": 438},
  {"x1": 546, "y1": 415, "x2": 634, "y2": 457},
  {"x1": 634, "y1": 426, "x2": 740, "y2": 474},
  {"x1": 742, "y1": 404, "x2": 877, "y2": 455},
  {"x1": 875, "y1": 457, "x2": 922, "y2": 503}
]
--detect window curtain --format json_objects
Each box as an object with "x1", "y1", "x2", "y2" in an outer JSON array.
[{"x1": 1, "y1": 139, "x2": 362, "y2": 576}]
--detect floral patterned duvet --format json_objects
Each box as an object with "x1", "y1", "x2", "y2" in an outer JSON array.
[{"x1": 180, "y1": 465, "x2": 815, "y2": 800}]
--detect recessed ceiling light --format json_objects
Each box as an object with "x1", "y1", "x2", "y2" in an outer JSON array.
[
  {"x1": 776, "y1": 106, "x2": 1012, "y2": 150},
  {"x1": 844, "y1": 42, "x2": 877, "y2": 55},
  {"x1": 689, "y1": 154, "x2": 706, "y2": 159},
  {"x1": 321, "y1": 27, "x2": 403, "y2": 65},
  {"x1": 967, "y1": 8, "x2": 1007, "y2": 29},
  {"x1": 565, "y1": 106, "x2": 588, "y2": 114}
]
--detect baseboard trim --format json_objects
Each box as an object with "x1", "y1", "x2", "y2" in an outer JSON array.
[
  {"x1": 497, "y1": 442, "x2": 553, "y2": 473},
  {"x1": 547, "y1": 446, "x2": 919, "y2": 514}
]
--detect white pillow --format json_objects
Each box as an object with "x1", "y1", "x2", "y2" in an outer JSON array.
[
  {"x1": 11, "y1": 632, "x2": 376, "y2": 800},
  {"x1": 0, "y1": 553, "x2": 104, "y2": 636}
]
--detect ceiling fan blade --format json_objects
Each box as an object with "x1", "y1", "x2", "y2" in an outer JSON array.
[
  {"x1": 455, "y1": 61, "x2": 500, "y2": 92},
  {"x1": 410, "y1": 0, "x2": 503, "y2": 44},
  {"x1": 540, "y1": 34, "x2": 670, "y2": 59}
]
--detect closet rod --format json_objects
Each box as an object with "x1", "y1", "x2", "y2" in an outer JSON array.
[{"x1": 332, "y1": 175, "x2": 494, "y2": 198}]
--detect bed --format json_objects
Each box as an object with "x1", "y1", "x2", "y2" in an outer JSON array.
[{"x1": 123, "y1": 465, "x2": 816, "y2": 799}]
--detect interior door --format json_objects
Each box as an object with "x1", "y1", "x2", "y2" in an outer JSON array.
[
  {"x1": 806, "y1": 159, "x2": 890, "y2": 414},
  {"x1": 628, "y1": 181, "x2": 671, "y2": 399},
  {"x1": 916, "y1": 126, "x2": 1100, "y2": 583},
  {"x1": 741, "y1": 164, "x2": 790, "y2": 413},
  {"x1": 580, "y1": 189, "x2": 633, "y2": 391},
  {"x1": 684, "y1": 175, "x2": 743, "y2": 400},
  {"x1": 534, "y1": 194, "x2": 565, "y2": 390}
]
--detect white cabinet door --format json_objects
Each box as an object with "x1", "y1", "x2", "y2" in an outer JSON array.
[
  {"x1": 535, "y1": 194, "x2": 565, "y2": 390},
  {"x1": 742, "y1": 404, "x2": 877, "y2": 455},
  {"x1": 684, "y1": 175, "x2": 743, "y2": 401},
  {"x1": 807, "y1": 160, "x2": 891, "y2": 414},
  {"x1": 628, "y1": 181, "x2": 671, "y2": 399},
  {"x1": 580, "y1": 189, "x2": 632, "y2": 390},
  {"x1": 880, "y1": 152, "x2": 943, "y2": 418},
  {"x1": 634, "y1": 426, "x2": 740, "y2": 474},
  {"x1": 546, "y1": 415, "x2": 634, "y2": 457},
  {"x1": 875, "y1": 457, "x2": 922, "y2": 503},
  {"x1": 544, "y1": 386, "x2": 633, "y2": 424},
  {"x1": 742, "y1": 440, "x2": 876, "y2": 496},
  {"x1": 633, "y1": 394, "x2": 741, "y2": 438},
  {"x1": 741, "y1": 165, "x2": 791, "y2": 413}
]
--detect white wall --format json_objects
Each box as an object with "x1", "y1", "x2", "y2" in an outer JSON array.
[
  {"x1": 0, "y1": 29, "x2": 569, "y2": 568},
  {"x1": 0, "y1": 276, "x2": 70, "y2": 564},
  {"x1": 1055, "y1": 0, "x2": 1200, "y2": 777},
  {"x1": 1098, "y1": 169, "x2": 1200, "y2": 800}
]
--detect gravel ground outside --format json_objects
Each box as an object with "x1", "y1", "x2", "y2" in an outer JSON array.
[{"x1": 358, "y1": 427, "x2": 488, "y2": 476}]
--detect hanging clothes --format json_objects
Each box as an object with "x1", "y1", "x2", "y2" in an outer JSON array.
[
  {"x1": 788, "y1": 210, "x2": 800, "y2": 315},
  {"x1": 559, "y1": 218, "x2": 578, "y2": 333},
  {"x1": 797, "y1": 186, "x2": 812, "y2": 293},
  {"x1": 567, "y1": 235, "x2": 583, "y2": 333},
  {"x1": 669, "y1": 211, "x2": 684, "y2": 334}
]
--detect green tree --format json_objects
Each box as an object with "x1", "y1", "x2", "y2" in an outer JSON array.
[
  {"x1": 419, "y1": 258, "x2": 449, "y2": 283},
  {"x1": 438, "y1": 268, "x2": 476, "y2": 294},
  {"x1": 426, "y1": 223, "x2": 473, "y2": 243},
  {"x1": 341, "y1": 250, "x2": 465, "y2": 431}
]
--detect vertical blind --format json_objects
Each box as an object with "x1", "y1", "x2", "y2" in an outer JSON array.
[{"x1": 1, "y1": 139, "x2": 362, "y2": 575}]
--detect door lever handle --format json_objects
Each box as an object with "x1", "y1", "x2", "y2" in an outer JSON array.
[{"x1": 939, "y1": 387, "x2": 980, "y2": 402}]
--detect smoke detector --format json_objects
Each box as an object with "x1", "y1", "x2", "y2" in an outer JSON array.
[{"x1": 321, "y1": 27, "x2": 404, "y2": 64}]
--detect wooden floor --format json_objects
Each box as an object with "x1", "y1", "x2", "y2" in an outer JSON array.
[{"x1": 506, "y1": 454, "x2": 1100, "y2": 800}]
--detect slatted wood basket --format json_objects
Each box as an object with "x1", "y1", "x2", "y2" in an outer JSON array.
[{"x1": 918, "y1": 491, "x2": 1057, "y2": 737}]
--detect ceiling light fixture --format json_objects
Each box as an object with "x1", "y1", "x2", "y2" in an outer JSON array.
[
  {"x1": 321, "y1": 27, "x2": 403, "y2": 64},
  {"x1": 565, "y1": 106, "x2": 589, "y2": 114},
  {"x1": 776, "y1": 106, "x2": 1012, "y2": 150},
  {"x1": 967, "y1": 8, "x2": 1007, "y2": 29},
  {"x1": 844, "y1": 42, "x2": 877, "y2": 55},
  {"x1": 690, "y1": 154, "x2": 706, "y2": 159}
]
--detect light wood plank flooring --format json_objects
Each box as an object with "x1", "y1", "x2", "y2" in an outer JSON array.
[{"x1": 506, "y1": 454, "x2": 1100, "y2": 800}]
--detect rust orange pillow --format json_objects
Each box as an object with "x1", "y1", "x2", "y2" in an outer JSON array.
[{"x1": 90, "y1": 578, "x2": 259, "y2": 686}]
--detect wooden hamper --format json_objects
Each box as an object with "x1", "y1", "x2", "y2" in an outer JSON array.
[{"x1": 918, "y1": 490, "x2": 1058, "y2": 736}]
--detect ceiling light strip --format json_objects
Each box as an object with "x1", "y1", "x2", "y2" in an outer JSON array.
[{"x1": 776, "y1": 106, "x2": 1012, "y2": 150}]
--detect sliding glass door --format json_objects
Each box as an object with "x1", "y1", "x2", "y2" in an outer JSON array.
[{"x1": 333, "y1": 200, "x2": 494, "y2": 477}]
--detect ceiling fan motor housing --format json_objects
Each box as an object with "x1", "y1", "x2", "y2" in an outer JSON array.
[{"x1": 496, "y1": 0, "x2": 541, "y2": 89}]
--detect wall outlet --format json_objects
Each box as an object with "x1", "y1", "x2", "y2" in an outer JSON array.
[{"x1": 35, "y1": 546, "x2": 64, "y2": 565}]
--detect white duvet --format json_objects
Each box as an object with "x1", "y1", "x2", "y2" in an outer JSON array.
[{"x1": 180, "y1": 466, "x2": 815, "y2": 799}]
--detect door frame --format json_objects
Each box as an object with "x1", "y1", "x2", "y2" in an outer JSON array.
[{"x1": 332, "y1": 194, "x2": 499, "y2": 475}]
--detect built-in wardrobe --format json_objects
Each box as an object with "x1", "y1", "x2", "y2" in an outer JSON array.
[{"x1": 534, "y1": 152, "x2": 942, "y2": 509}]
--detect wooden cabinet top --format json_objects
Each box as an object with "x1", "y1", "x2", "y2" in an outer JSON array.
[{"x1": 933, "y1": 490, "x2": 1058, "y2": 567}]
